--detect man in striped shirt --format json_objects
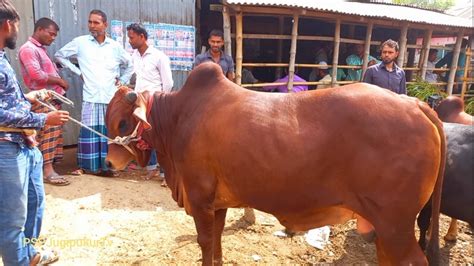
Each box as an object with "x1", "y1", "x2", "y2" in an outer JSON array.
[{"x1": 19, "y1": 17, "x2": 70, "y2": 185}]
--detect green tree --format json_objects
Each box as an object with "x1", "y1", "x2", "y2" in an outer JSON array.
[{"x1": 392, "y1": 0, "x2": 455, "y2": 11}]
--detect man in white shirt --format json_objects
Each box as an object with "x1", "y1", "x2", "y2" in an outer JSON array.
[
  {"x1": 310, "y1": 61, "x2": 333, "y2": 90},
  {"x1": 55, "y1": 9, "x2": 133, "y2": 177},
  {"x1": 127, "y1": 23, "x2": 173, "y2": 183},
  {"x1": 425, "y1": 49, "x2": 438, "y2": 83}
]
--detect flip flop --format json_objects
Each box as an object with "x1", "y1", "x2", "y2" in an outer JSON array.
[
  {"x1": 44, "y1": 175, "x2": 70, "y2": 186},
  {"x1": 32, "y1": 247, "x2": 60, "y2": 265},
  {"x1": 70, "y1": 169, "x2": 84, "y2": 176}
]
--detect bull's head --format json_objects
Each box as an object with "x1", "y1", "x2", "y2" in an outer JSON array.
[{"x1": 105, "y1": 86, "x2": 152, "y2": 170}]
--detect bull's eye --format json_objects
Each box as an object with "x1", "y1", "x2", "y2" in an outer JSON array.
[{"x1": 118, "y1": 120, "x2": 128, "y2": 135}]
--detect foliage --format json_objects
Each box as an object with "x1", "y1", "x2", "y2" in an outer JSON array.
[
  {"x1": 392, "y1": 0, "x2": 455, "y2": 11},
  {"x1": 407, "y1": 77, "x2": 447, "y2": 102},
  {"x1": 465, "y1": 97, "x2": 474, "y2": 115}
]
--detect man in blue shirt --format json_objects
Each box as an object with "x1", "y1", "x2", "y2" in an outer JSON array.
[
  {"x1": 363, "y1": 39, "x2": 407, "y2": 95},
  {"x1": 0, "y1": 1, "x2": 69, "y2": 264},
  {"x1": 194, "y1": 29, "x2": 235, "y2": 82},
  {"x1": 55, "y1": 9, "x2": 133, "y2": 177}
]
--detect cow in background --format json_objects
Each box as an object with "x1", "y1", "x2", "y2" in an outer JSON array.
[
  {"x1": 417, "y1": 96, "x2": 473, "y2": 248},
  {"x1": 104, "y1": 63, "x2": 446, "y2": 265}
]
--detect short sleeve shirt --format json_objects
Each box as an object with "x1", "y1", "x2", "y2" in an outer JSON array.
[{"x1": 194, "y1": 50, "x2": 234, "y2": 75}]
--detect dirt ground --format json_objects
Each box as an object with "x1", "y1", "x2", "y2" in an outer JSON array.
[{"x1": 21, "y1": 147, "x2": 474, "y2": 265}]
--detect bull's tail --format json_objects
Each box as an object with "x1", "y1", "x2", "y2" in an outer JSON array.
[{"x1": 418, "y1": 101, "x2": 446, "y2": 266}]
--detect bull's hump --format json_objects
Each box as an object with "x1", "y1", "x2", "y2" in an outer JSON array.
[{"x1": 182, "y1": 62, "x2": 226, "y2": 92}]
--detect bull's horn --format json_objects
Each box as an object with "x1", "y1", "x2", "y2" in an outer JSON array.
[{"x1": 125, "y1": 91, "x2": 138, "y2": 104}]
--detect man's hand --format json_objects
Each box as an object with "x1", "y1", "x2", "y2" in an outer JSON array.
[
  {"x1": 25, "y1": 89, "x2": 53, "y2": 104},
  {"x1": 59, "y1": 79, "x2": 69, "y2": 90},
  {"x1": 45, "y1": 110, "x2": 69, "y2": 126}
]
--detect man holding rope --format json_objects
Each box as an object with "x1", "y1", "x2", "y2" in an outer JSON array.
[{"x1": 0, "y1": 0, "x2": 69, "y2": 264}]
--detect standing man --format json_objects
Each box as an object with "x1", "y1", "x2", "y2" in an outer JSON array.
[
  {"x1": 363, "y1": 39, "x2": 407, "y2": 95},
  {"x1": 55, "y1": 9, "x2": 133, "y2": 177},
  {"x1": 194, "y1": 29, "x2": 235, "y2": 81},
  {"x1": 127, "y1": 23, "x2": 173, "y2": 184},
  {"x1": 425, "y1": 49, "x2": 439, "y2": 83},
  {"x1": 18, "y1": 17, "x2": 70, "y2": 186},
  {"x1": 0, "y1": 0, "x2": 69, "y2": 264}
]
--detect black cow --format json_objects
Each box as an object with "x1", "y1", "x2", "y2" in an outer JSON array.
[{"x1": 417, "y1": 123, "x2": 474, "y2": 249}]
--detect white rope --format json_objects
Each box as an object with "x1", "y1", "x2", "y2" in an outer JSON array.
[{"x1": 36, "y1": 95, "x2": 138, "y2": 156}]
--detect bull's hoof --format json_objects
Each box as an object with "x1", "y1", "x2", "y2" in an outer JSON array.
[
  {"x1": 443, "y1": 233, "x2": 457, "y2": 242},
  {"x1": 360, "y1": 230, "x2": 376, "y2": 243}
]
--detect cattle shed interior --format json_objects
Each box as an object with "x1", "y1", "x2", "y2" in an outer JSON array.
[{"x1": 197, "y1": 0, "x2": 474, "y2": 98}]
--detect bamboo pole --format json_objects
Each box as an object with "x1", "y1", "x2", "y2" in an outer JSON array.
[
  {"x1": 287, "y1": 14, "x2": 299, "y2": 92},
  {"x1": 398, "y1": 22, "x2": 408, "y2": 67},
  {"x1": 362, "y1": 22, "x2": 374, "y2": 79},
  {"x1": 235, "y1": 12, "x2": 243, "y2": 85},
  {"x1": 419, "y1": 29, "x2": 433, "y2": 80},
  {"x1": 331, "y1": 19, "x2": 341, "y2": 87},
  {"x1": 461, "y1": 48, "x2": 471, "y2": 99},
  {"x1": 222, "y1": 6, "x2": 232, "y2": 57},
  {"x1": 276, "y1": 16, "x2": 284, "y2": 78},
  {"x1": 447, "y1": 31, "x2": 464, "y2": 95}
]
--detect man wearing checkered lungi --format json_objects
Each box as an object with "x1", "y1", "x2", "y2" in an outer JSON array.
[
  {"x1": 18, "y1": 17, "x2": 70, "y2": 185},
  {"x1": 55, "y1": 9, "x2": 133, "y2": 176}
]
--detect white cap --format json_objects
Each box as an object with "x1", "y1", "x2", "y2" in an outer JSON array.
[{"x1": 317, "y1": 61, "x2": 328, "y2": 70}]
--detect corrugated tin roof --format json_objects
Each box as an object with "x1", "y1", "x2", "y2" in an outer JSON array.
[{"x1": 224, "y1": 0, "x2": 473, "y2": 28}]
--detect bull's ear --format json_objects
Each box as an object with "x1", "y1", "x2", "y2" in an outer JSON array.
[
  {"x1": 125, "y1": 91, "x2": 138, "y2": 104},
  {"x1": 133, "y1": 93, "x2": 151, "y2": 130}
]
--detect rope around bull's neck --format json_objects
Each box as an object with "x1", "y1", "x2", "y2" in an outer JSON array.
[{"x1": 36, "y1": 99, "x2": 139, "y2": 156}]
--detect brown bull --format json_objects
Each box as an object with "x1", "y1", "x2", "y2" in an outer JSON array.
[{"x1": 105, "y1": 62, "x2": 445, "y2": 265}]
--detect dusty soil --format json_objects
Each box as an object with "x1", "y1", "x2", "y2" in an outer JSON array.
[{"x1": 21, "y1": 148, "x2": 474, "y2": 265}]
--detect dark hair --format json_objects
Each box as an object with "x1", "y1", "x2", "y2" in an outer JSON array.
[
  {"x1": 90, "y1": 9, "x2": 107, "y2": 23},
  {"x1": 461, "y1": 38, "x2": 469, "y2": 48},
  {"x1": 34, "y1": 17, "x2": 59, "y2": 32},
  {"x1": 429, "y1": 49, "x2": 438, "y2": 56},
  {"x1": 381, "y1": 39, "x2": 399, "y2": 52},
  {"x1": 126, "y1": 23, "x2": 148, "y2": 40},
  {"x1": 209, "y1": 29, "x2": 224, "y2": 39},
  {"x1": 0, "y1": 0, "x2": 19, "y2": 23}
]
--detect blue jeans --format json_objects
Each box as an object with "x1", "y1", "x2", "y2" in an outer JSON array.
[
  {"x1": 146, "y1": 149, "x2": 158, "y2": 171},
  {"x1": 0, "y1": 142, "x2": 44, "y2": 266}
]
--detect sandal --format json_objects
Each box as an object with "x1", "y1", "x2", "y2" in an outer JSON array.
[
  {"x1": 70, "y1": 169, "x2": 84, "y2": 176},
  {"x1": 44, "y1": 175, "x2": 70, "y2": 186},
  {"x1": 31, "y1": 248, "x2": 60, "y2": 265}
]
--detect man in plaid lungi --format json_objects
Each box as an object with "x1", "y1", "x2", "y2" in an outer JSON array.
[
  {"x1": 18, "y1": 17, "x2": 70, "y2": 185},
  {"x1": 55, "y1": 10, "x2": 133, "y2": 176}
]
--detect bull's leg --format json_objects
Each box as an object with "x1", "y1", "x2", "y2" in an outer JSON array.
[
  {"x1": 443, "y1": 218, "x2": 458, "y2": 242},
  {"x1": 417, "y1": 204, "x2": 431, "y2": 250},
  {"x1": 374, "y1": 221, "x2": 427, "y2": 265},
  {"x1": 193, "y1": 208, "x2": 215, "y2": 265},
  {"x1": 213, "y1": 208, "x2": 227, "y2": 265}
]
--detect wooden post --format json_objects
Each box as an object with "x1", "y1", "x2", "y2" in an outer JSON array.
[
  {"x1": 222, "y1": 6, "x2": 232, "y2": 56},
  {"x1": 331, "y1": 19, "x2": 341, "y2": 87},
  {"x1": 235, "y1": 12, "x2": 243, "y2": 85},
  {"x1": 420, "y1": 29, "x2": 433, "y2": 80},
  {"x1": 447, "y1": 31, "x2": 465, "y2": 95},
  {"x1": 287, "y1": 14, "x2": 299, "y2": 92},
  {"x1": 276, "y1": 16, "x2": 284, "y2": 79},
  {"x1": 460, "y1": 47, "x2": 471, "y2": 99},
  {"x1": 362, "y1": 22, "x2": 374, "y2": 79},
  {"x1": 398, "y1": 22, "x2": 408, "y2": 67}
]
